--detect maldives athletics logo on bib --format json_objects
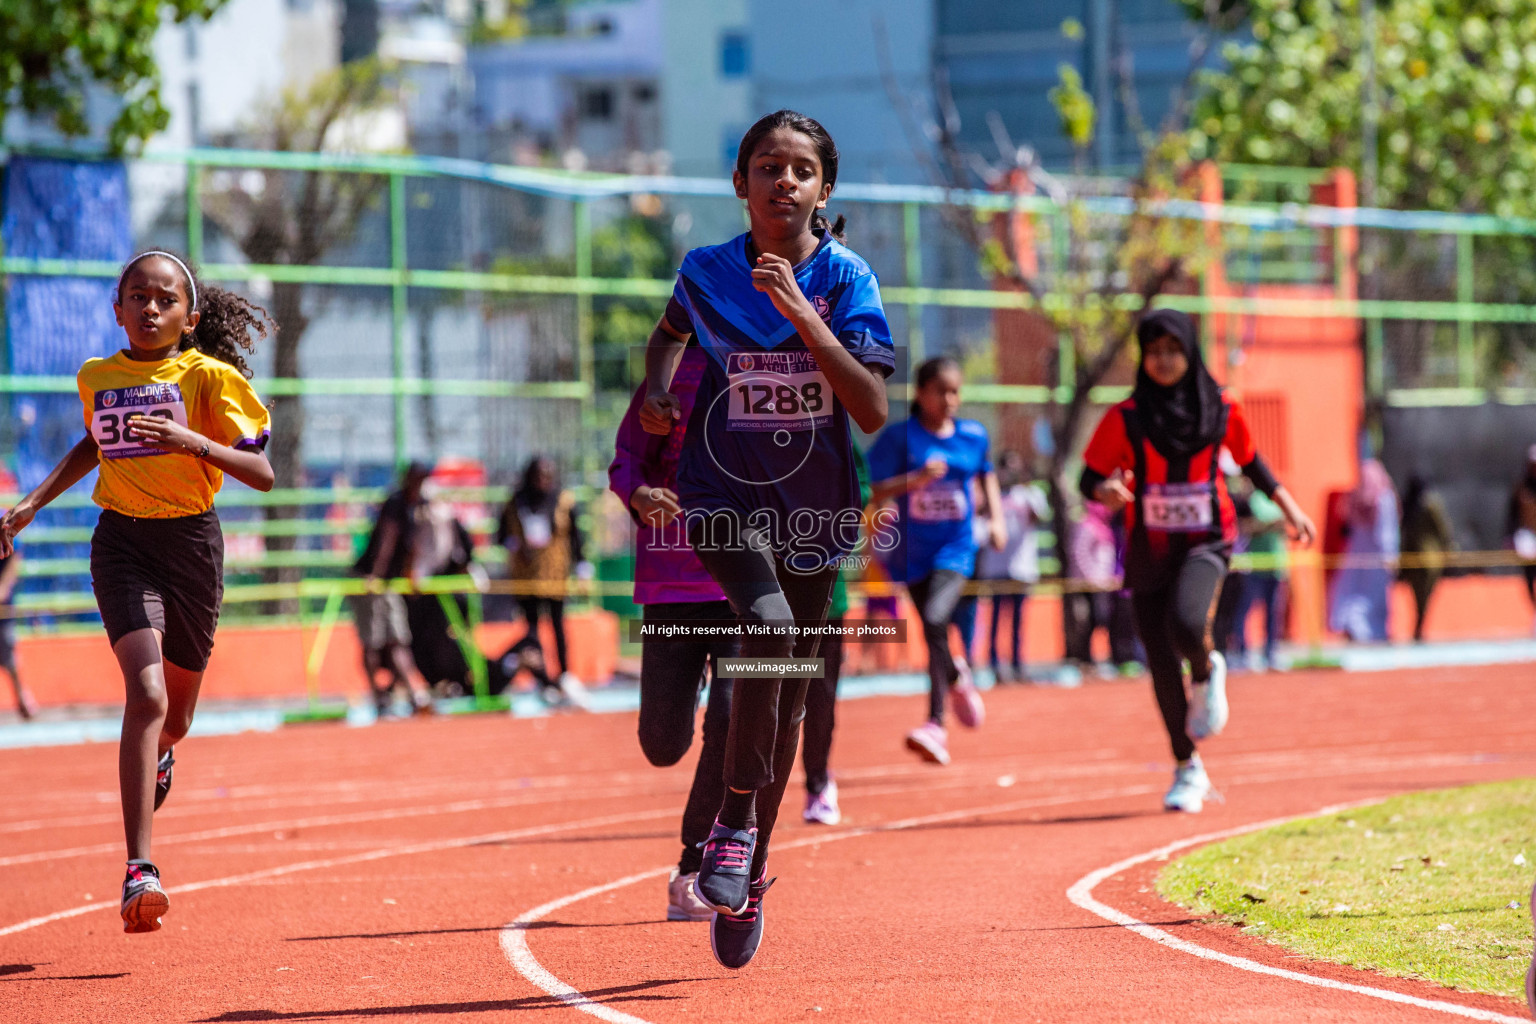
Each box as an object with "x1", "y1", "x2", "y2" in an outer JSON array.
[{"x1": 811, "y1": 295, "x2": 831, "y2": 323}]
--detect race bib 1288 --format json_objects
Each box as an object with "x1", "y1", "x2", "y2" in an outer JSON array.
[
  {"x1": 725, "y1": 351, "x2": 831, "y2": 433},
  {"x1": 1141, "y1": 481, "x2": 1214, "y2": 533},
  {"x1": 90, "y1": 384, "x2": 189, "y2": 460}
]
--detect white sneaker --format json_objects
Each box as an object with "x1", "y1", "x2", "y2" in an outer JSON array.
[
  {"x1": 666, "y1": 868, "x2": 713, "y2": 922},
  {"x1": 557, "y1": 672, "x2": 592, "y2": 711},
  {"x1": 1189, "y1": 651, "x2": 1229, "y2": 739},
  {"x1": 1163, "y1": 755, "x2": 1213, "y2": 813},
  {"x1": 803, "y1": 780, "x2": 841, "y2": 825}
]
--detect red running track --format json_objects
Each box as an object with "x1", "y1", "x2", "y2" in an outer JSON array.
[{"x1": 3, "y1": 664, "x2": 1534, "y2": 1023}]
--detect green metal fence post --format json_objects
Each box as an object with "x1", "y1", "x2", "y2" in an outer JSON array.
[
  {"x1": 902, "y1": 202, "x2": 924, "y2": 368},
  {"x1": 185, "y1": 161, "x2": 203, "y2": 265},
  {"x1": 1456, "y1": 232, "x2": 1475, "y2": 389},
  {"x1": 390, "y1": 172, "x2": 408, "y2": 470},
  {"x1": 573, "y1": 199, "x2": 595, "y2": 477}
]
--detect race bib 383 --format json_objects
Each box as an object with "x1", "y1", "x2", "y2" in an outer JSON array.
[{"x1": 91, "y1": 384, "x2": 189, "y2": 460}]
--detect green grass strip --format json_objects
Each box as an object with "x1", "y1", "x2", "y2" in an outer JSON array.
[{"x1": 1157, "y1": 779, "x2": 1536, "y2": 1000}]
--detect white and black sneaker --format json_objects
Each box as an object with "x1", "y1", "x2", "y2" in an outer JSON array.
[
  {"x1": 121, "y1": 861, "x2": 168, "y2": 933},
  {"x1": 1188, "y1": 652, "x2": 1229, "y2": 739},
  {"x1": 154, "y1": 748, "x2": 175, "y2": 811}
]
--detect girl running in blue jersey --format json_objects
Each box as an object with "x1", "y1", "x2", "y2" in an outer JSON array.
[
  {"x1": 640, "y1": 109, "x2": 894, "y2": 969},
  {"x1": 868, "y1": 356, "x2": 1005, "y2": 766}
]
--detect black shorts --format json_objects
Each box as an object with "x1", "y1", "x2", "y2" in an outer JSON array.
[{"x1": 90, "y1": 508, "x2": 225, "y2": 671}]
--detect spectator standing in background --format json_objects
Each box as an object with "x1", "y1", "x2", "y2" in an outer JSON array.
[
  {"x1": 1509, "y1": 445, "x2": 1536, "y2": 616},
  {"x1": 976, "y1": 451, "x2": 1048, "y2": 683},
  {"x1": 1230, "y1": 478, "x2": 1290, "y2": 669},
  {"x1": 1210, "y1": 455, "x2": 1251, "y2": 658},
  {"x1": 1064, "y1": 500, "x2": 1141, "y2": 675},
  {"x1": 352, "y1": 462, "x2": 435, "y2": 719},
  {"x1": 1399, "y1": 474, "x2": 1454, "y2": 643},
  {"x1": 0, "y1": 545, "x2": 38, "y2": 720},
  {"x1": 497, "y1": 456, "x2": 590, "y2": 706},
  {"x1": 1327, "y1": 459, "x2": 1399, "y2": 643},
  {"x1": 406, "y1": 487, "x2": 483, "y2": 696}
]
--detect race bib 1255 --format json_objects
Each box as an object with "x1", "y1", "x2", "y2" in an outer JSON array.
[
  {"x1": 725, "y1": 351, "x2": 831, "y2": 433},
  {"x1": 90, "y1": 384, "x2": 189, "y2": 460},
  {"x1": 1141, "y1": 481, "x2": 1214, "y2": 533}
]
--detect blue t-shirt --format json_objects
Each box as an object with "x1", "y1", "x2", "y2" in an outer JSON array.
[
  {"x1": 867, "y1": 417, "x2": 993, "y2": 580},
  {"x1": 669, "y1": 232, "x2": 895, "y2": 570}
]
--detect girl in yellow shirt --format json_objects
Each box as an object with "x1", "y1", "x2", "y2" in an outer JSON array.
[{"x1": 0, "y1": 251, "x2": 275, "y2": 934}]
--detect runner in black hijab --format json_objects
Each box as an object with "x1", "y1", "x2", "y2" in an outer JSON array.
[{"x1": 1132, "y1": 309, "x2": 1227, "y2": 459}]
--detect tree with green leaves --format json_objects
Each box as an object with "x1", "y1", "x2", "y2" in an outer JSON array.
[
  {"x1": 1, "y1": 0, "x2": 229, "y2": 151},
  {"x1": 1187, "y1": 0, "x2": 1536, "y2": 218},
  {"x1": 201, "y1": 59, "x2": 398, "y2": 597},
  {"x1": 1186, "y1": 0, "x2": 1536, "y2": 386}
]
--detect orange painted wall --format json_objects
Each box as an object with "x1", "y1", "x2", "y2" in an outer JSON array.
[
  {"x1": 5, "y1": 579, "x2": 1527, "y2": 712},
  {"x1": 11, "y1": 610, "x2": 619, "y2": 709}
]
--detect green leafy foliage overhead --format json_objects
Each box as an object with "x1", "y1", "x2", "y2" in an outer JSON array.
[
  {"x1": 1188, "y1": 0, "x2": 1536, "y2": 216},
  {"x1": 1, "y1": 0, "x2": 228, "y2": 151}
]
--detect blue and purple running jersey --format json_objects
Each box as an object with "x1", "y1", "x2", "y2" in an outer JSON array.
[
  {"x1": 867, "y1": 416, "x2": 994, "y2": 582},
  {"x1": 665, "y1": 232, "x2": 895, "y2": 566}
]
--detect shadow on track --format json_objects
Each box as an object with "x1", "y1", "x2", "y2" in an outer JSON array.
[
  {"x1": 287, "y1": 920, "x2": 658, "y2": 941},
  {"x1": 470, "y1": 830, "x2": 677, "y2": 848},
  {"x1": 197, "y1": 977, "x2": 711, "y2": 1021},
  {"x1": 888, "y1": 808, "x2": 1166, "y2": 833}
]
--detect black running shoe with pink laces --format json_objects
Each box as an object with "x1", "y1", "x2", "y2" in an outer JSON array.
[
  {"x1": 710, "y1": 873, "x2": 775, "y2": 969},
  {"x1": 121, "y1": 861, "x2": 168, "y2": 933},
  {"x1": 154, "y1": 748, "x2": 175, "y2": 811},
  {"x1": 695, "y1": 819, "x2": 756, "y2": 916}
]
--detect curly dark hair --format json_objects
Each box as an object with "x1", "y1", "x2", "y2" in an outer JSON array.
[{"x1": 116, "y1": 251, "x2": 274, "y2": 379}]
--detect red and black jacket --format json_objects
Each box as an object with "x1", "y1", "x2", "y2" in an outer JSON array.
[{"x1": 1079, "y1": 395, "x2": 1278, "y2": 591}]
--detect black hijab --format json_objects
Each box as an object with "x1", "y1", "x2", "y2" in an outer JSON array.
[{"x1": 1131, "y1": 309, "x2": 1227, "y2": 460}]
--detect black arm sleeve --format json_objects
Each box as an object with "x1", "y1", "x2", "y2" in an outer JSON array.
[
  {"x1": 1080, "y1": 466, "x2": 1108, "y2": 503},
  {"x1": 663, "y1": 295, "x2": 693, "y2": 336},
  {"x1": 1242, "y1": 453, "x2": 1281, "y2": 498}
]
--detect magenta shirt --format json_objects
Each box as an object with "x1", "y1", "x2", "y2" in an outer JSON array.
[{"x1": 607, "y1": 347, "x2": 727, "y2": 606}]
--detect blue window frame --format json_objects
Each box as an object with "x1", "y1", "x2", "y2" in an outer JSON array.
[{"x1": 720, "y1": 31, "x2": 750, "y2": 78}]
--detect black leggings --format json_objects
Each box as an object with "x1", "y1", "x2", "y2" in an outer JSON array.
[
  {"x1": 1130, "y1": 553, "x2": 1227, "y2": 763},
  {"x1": 517, "y1": 596, "x2": 567, "y2": 677},
  {"x1": 908, "y1": 569, "x2": 967, "y2": 724},
  {"x1": 801, "y1": 625, "x2": 841, "y2": 797},
  {"x1": 637, "y1": 600, "x2": 736, "y2": 875},
  {"x1": 689, "y1": 519, "x2": 838, "y2": 878}
]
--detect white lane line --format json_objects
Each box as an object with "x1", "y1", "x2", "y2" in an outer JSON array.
[
  {"x1": 0, "y1": 807, "x2": 677, "y2": 939},
  {"x1": 498, "y1": 783, "x2": 1164, "y2": 1023},
  {"x1": 500, "y1": 869, "x2": 674, "y2": 1024},
  {"x1": 0, "y1": 783, "x2": 696, "y2": 869},
  {"x1": 1065, "y1": 807, "x2": 1533, "y2": 1024},
  {"x1": 502, "y1": 780, "x2": 1531, "y2": 1024}
]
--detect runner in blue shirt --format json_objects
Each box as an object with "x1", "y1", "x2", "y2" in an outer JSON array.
[
  {"x1": 868, "y1": 356, "x2": 1005, "y2": 766},
  {"x1": 639, "y1": 110, "x2": 894, "y2": 969}
]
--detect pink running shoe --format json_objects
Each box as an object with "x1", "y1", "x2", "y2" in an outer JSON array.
[
  {"x1": 904, "y1": 721, "x2": 950, "y2": 765},
  {"x1": 948, "y1": 657, "x2": 985, "y2": 729}
]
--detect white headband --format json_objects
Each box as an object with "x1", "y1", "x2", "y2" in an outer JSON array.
[{"x1": 117, "y1": 250, "x2": 197, "y2": 311}]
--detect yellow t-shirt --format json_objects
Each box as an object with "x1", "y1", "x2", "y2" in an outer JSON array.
[{"x1": 77, "y1": 348, "x2": 272, "y2": 518}]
